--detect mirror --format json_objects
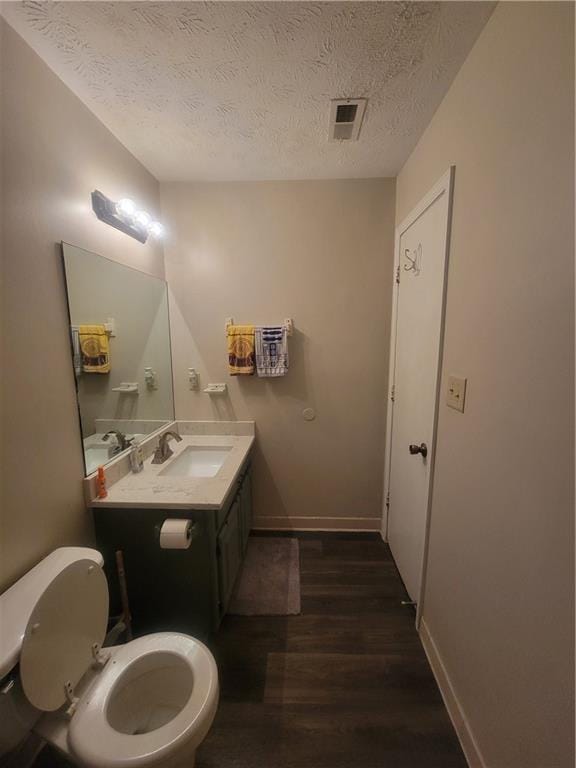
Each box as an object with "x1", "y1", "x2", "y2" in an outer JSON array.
[{"x1": 62, "y1": 243, "x2": 174, "y2": 475}]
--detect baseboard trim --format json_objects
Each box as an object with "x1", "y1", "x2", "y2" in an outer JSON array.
[
  {"x1": 251, "y1": 529, "x2": 382, "y2": 540},
  {"x1": 252, "y1": 516, "x2": 381, "y2": 532},
  {"x1": 419, "y1": 619, "x2": 487, "y2": 768}
]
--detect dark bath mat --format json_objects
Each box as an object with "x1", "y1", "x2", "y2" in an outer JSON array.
[{"x1": 229, "y1": 537, "x2": 301, "y2": 616}]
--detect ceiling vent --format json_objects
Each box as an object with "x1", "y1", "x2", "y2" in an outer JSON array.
[{"x1": 329, "y1": 98, "x2": 367, "y2": 142}]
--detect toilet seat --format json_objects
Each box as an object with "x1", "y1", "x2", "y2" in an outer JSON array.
[
  {"x1": 68, "y1": 633, "x2": 219, "y2": 768},
  {"x1": 20, "y1": 559, "x2": 109, "y2": 712}
]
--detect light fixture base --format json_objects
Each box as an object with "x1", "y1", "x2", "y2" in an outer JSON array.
[{"x1": 91, "y1": 190, "x2": 149, "y2": 244}]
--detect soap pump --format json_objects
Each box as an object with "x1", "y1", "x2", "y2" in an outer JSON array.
[
  {"x1": 130, "y1": 444, "x2": 144, "y2": 473},
  {"x1": 188, "y1": 367, "x2": 199, "y2": 390}
]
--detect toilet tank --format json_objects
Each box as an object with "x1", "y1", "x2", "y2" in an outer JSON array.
[{"x1": 0, "y1": 547, "x2": 104, "y2": 756}]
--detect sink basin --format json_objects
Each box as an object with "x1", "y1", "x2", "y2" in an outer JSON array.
[
  {"x1": 159, "y1": 446, "x2": 232, "y2": 478},
  {"x1": 85, "y1": 445, "x2": 114, "y2": 474}
]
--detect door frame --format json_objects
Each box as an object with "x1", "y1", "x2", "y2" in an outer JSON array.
[{"x1": 381, "y1": 166, "x2": 455, "y2": 626}]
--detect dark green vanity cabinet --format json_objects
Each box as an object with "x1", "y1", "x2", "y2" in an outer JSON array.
[
  {"x1": 216, "y1": 498, "x2": 242, "y2": 612},
  {"x1": 93, "y1": 462, "x2": 252, "y2": 641}
]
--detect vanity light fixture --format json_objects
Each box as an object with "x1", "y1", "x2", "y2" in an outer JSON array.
[
  {"x1": 135, "y1": 210, "x2": 152, "y2": 228},
  {"x1": 116, "y1": 197, "x2": 137, "y2": 217},
  {"x1": 91, "y1": 190, "x2": 164, "y2": 243},
  {"x1": 148, "y1": 221, "x2": 164, "y2": 238}
]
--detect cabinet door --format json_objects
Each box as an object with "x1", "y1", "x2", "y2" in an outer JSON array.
[
  {"x1": 216, "y1": 492, "x2": 234, "y2": 532},
  {"x1": 239, "y1": 470, "x2": 252, "y2": 553},
  {"x1": 217, "y1": 499, "x2": 242, "y2": 613},
  {"x1": 94, "y1": 508, "x2": 217, "y2": 639}
]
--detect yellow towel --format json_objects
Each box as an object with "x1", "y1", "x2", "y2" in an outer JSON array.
[
  {"x1": 79, "y1": 324, "x2": 110, "y2": 374},
  {"x1": 227, "y1": 325, "x2": 255, "y2": 375}
]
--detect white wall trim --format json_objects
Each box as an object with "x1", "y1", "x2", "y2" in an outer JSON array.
[
  {"x1": 419, "y1": 619, "x2": 487, "y2": 768},
  {"x1": 380, "y1": 221, "x2": 400, "y2": 543}
]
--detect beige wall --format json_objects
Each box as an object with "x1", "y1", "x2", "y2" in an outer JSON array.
[
  {"x1": 395, "y1": 3, "x2": 574, "y2": 767},
  {"x1": 162, "y1": 179, "x2": 395, "y2": 530},
  {"x1": 0, "y1": 22, "x2": 164, "y2": 590}
]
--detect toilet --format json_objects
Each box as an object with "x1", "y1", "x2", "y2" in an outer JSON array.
[{"x1": 0, "y1": 547, "x2": 219, "y2": 767}]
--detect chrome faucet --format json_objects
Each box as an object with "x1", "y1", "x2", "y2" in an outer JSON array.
[
  {"x1": 102, "y1": 430, "x2": 133, "y2": 453},
  {"x1": 152, "y1": 430, "x2": 182, "y2": 464}
]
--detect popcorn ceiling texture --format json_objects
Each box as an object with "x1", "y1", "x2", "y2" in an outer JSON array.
[{"x1": 2, "y1": 1, "x2": 494, "y2": 181}]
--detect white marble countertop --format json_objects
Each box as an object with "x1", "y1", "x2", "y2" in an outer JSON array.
[{"x1": 89, "y1": 433, "x2": 254, "y2": 510}]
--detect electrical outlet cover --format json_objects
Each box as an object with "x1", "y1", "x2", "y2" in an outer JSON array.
[{"x1": 447, "y1": 375, "x2": 467, "y2": 412}]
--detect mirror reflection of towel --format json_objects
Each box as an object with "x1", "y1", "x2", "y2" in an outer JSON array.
[
  {"x1": 227, "y1": 325, "x2": 255, "y2": 375},
  {"x1": 79, "y1": 325, "x2": 110, "y2": 374},
  {"x1": 255, "y1": 326, "x2": 288, "y2": 377}
]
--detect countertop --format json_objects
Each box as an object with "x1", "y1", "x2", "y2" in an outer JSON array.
[{"x1": 89, "y1": 434, "x2": 254, "y2": 510}]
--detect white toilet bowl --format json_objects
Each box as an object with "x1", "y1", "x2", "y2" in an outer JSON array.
[
  {"x1": 0, "y1": 548, "x2": 219, "y2": 768},
  {"x1": 37, "y1": 633, "x2": 218, "y2": 768}
]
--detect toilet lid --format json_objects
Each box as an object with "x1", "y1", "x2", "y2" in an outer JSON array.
[{"x1": 20, "y1": 559, "x2": 108, "y2": 712}]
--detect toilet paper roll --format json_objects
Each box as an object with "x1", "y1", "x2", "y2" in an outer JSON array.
[{"x1": 159, "y1": 519, "x2": 193, "y2": 550}]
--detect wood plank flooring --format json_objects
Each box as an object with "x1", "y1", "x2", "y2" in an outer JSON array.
[
  {"x1": 33, "y1": 533, "x2": 466, "y2": 768},
  {"x1": 196, "y1": 533, "x2": 467, "y2": 768}
]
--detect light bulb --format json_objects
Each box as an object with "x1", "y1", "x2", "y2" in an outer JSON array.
[
  {"x1": 135, "y1": 210, "x2": 151, "y2": 228},
  {"x1": 116, "y1": 198, "x2": 136, "y2": 217},
  {"x1": 148, "y1": 221, "x2": 164, "y2": 238}
]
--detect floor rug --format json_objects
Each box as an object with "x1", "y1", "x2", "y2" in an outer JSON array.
[{"x1": 229, "y1": 537, "x2": 301, "y2": 616}]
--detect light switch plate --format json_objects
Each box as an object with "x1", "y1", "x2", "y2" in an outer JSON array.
[{"x1": 447, "y1": 375, "x2": 467, "y2": 412}]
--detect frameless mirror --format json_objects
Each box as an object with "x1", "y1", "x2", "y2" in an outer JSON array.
[{"x1": 62, "y1": 243, "x2": 174, "y2": 475}]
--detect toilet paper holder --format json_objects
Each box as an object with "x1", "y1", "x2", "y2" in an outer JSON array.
[{"x1": 154, "y1": 520, "x2": 198, "y2": 549}]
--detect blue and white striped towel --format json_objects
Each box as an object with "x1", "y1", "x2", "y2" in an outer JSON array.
[{"x1": 255, "y1": 326, "x2": 289, "y2": 377}]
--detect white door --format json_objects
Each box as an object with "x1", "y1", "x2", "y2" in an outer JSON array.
[{"x1": 384, "y1": 168, "x2": 454, "y2": 604}]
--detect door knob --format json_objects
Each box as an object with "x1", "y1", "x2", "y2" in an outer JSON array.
[{"x1": 409, "y1": 443, "x2": 428, "y2": 458}]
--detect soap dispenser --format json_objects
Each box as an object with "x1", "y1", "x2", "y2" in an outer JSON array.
[
  {"x1": 130, "y1": 444, "x2": 144, "y2": 473},
  {"x1": 188, "y1": 367, "x2": 199, "y2": 390}
]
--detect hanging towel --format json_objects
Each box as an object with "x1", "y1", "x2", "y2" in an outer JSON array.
[
  {"x1": 227, "y1": 325, "x2": 255, "y2": 375},
  {"x1": 70, "y1": 327, "x2": 82, "y2": 377},
  {"x1": 78, "y1": 324, "x2": 110, "y2": 374},
  {"x1": 255, "y1": 326, "x2": 289, "y2": 377}
]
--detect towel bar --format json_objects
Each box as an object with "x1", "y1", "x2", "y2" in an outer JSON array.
[
  {"x1": 71, "y1": 318, "x2": 116, "y2": 337},
  {"x1": 225, "y1": 317, "x2": 293, "y2": 336}
]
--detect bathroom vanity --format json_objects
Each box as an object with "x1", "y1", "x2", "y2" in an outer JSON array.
[{"x1": 89, "y1": 423, "x2": 255, "y2": 640}]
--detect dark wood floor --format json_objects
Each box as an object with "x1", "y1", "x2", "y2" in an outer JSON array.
[
  {"x1": 196, "y1": 533, "x2": 467, "y2": 768},
  {"x1": 33, "y1": 533, "x2": 466, "y2": 768}
]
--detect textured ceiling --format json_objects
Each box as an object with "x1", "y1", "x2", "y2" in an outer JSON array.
[{"x1": 2, "y1": 1, "x2": 494, "y2": 181}]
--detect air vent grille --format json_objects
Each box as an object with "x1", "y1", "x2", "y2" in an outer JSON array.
[
  {"x1": 329, "y1": 98, "x2": 367, "y2": 142},
  {"x1": 335, "y1": 103, "x2": 358, "y2": 124}
]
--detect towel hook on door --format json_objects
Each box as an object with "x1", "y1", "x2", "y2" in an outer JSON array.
[{"x1": 403, "y1": 243, "x2": 422, "y2": 276}]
